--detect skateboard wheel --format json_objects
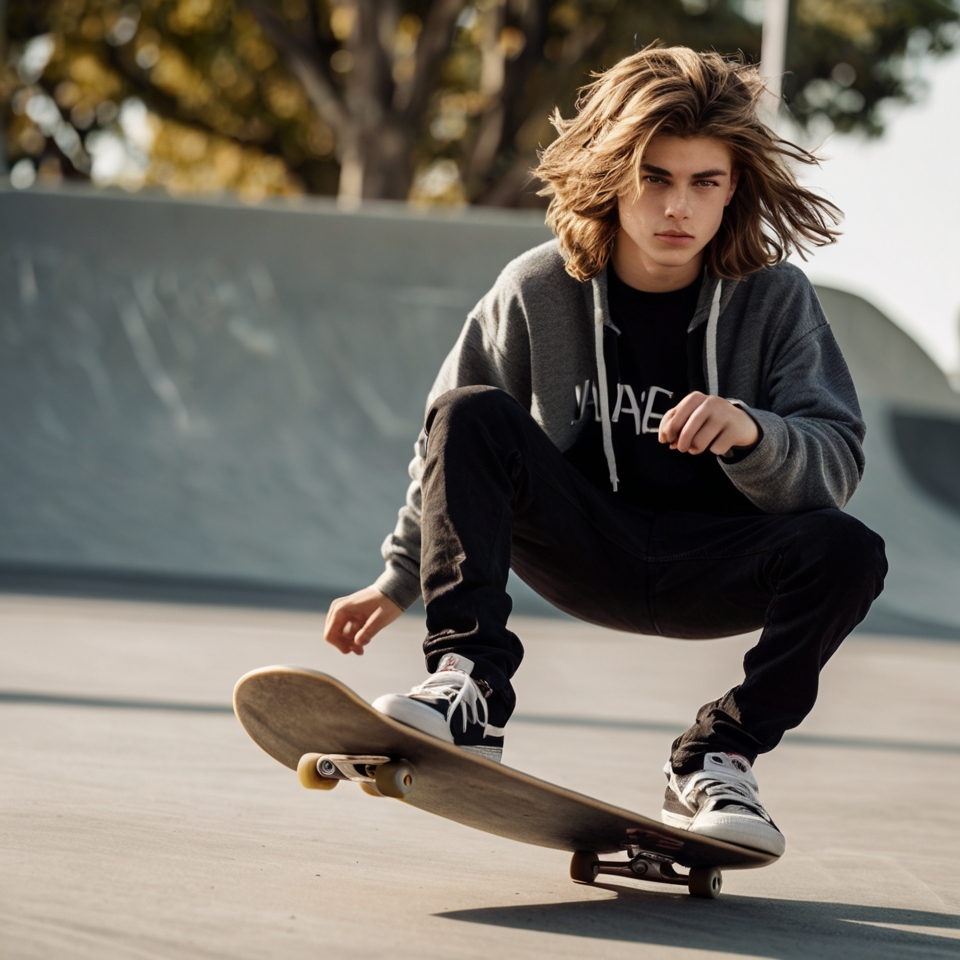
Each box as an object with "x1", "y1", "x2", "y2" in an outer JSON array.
[
  {"x1": 375, "y1": 760, "x2": 415, "y2": 799},
  {"x1": 688, "y1": 866, "x2": 722, "y2": 899},
  {"x1": 297, "y1": 753, "x2": 339, "y2": 790},
  {"x1": 359, "y1": 781, "x2": 384, "y2": 798},
  {"x1": 570, "y1": 851, "x2": 600, "y2": 884}
]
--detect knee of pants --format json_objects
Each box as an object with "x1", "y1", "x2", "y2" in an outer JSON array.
[
  {"x1": 791, "y1": 509, "x2": 887, "y2": 599},
  {"x1": 426, "y1": 385, "x2": 519, "y2": 436}
]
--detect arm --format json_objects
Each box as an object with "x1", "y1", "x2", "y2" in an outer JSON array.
[
  {"x1": 661, "y1": 271, "x2": 864, "y2": 513},
  {"x1": 719, "y1": 321, "x2": 866, "y2": 512},
  {"x1": 718, "y1": 267, "x2": 865, "y2": 512}
]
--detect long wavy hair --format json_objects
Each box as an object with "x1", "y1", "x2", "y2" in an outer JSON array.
[{"x1": 534, "y1": 45, "x2": 842, "y2": 282}]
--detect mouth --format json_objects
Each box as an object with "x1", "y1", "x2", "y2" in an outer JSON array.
[{"x1": 656, "y1": 231, "x2": 695, "y2": 246}]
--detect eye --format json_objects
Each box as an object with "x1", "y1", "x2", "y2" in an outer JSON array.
[
  {"x1": 695, "y1": 180, "x2": 720, "y2": 188},
  {"x1": 643, "y1": 175, "x2": 667, "y2": 185}
]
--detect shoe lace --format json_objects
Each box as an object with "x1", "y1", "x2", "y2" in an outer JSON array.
[
  {"x1": 682, "y1": 770, "x2": 772, "y2": 822},
  {"x1": 411, "y1": 670, "x2": 488, "y2": 734}
]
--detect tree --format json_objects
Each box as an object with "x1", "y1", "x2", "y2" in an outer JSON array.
[{"x1": 3, "y1": 0, "x2": 958, "y2": 205}]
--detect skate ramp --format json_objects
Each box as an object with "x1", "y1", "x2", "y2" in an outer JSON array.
[
  {"x1": 0, "y1": 188, "x2": 553, "y2": 610},
  {"x1": 818, "y1": 287, "x2": 960, "y2": 638},
  {"x1": 1, "y1": 189, "x2": 958, "y2": 635}
]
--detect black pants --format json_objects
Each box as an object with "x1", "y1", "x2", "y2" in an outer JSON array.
[{"x1": 419, "y1": 386, "x2": 887, "y2": 773}]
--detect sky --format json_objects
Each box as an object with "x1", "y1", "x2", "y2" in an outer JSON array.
[{"x1": 788, "y1": 49, "x2": 960, "y2": 379}]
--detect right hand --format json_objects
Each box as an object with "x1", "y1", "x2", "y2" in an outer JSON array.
[{"x1": 323, "y1": 586, "x2": 402, "y2": 656}]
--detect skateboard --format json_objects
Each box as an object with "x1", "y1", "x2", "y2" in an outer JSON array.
[{"x1": 233, "y1": 666, "x2": 779, "y2": 899}]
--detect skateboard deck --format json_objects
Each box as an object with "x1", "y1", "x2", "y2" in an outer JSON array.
[{"x1": 233, "y1": 666, "x2": 779, "y2": 898}]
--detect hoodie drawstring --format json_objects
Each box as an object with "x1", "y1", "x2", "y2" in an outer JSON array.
[
  {"x1": 705, "y1": 280, "x2": 722, "y2": 397},
  {"x1": 592, "y1": 277, "x2": 723, "y2": 494},
  {"x1": 594, "y1": 289, "x2": 620, "y2": 492}
]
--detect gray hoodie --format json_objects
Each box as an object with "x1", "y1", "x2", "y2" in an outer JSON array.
[{"x1": 375, "y1": 239, "x2": 865, "y2": 611}]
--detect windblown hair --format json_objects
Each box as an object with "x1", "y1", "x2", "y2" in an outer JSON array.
[{"x1": 534, "y1": 45, "x2": 842, "y2": 282}]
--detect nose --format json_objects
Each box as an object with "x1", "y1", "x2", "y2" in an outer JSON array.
[{"x1": 664, "y1": 187, "x2": 691, "y2": 220}]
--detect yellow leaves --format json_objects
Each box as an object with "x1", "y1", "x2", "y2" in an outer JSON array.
[
  {"x1": 149, "y1": 117, "x2": 302, "y2": 199},
  {"x1": 68, "y1": 51, "x2": 123, "y2": 99},
  {"x1": 9, "y1": 114, "x2": 47, "y2": 158},
  {"x1": 209, "y1": 47, "x2": 256, "y2": 103},
  {"x1": 79, "y1": 14, "x2": 105, "y2": 42},
  {"x1": 409, "y1": 158, "x2": 467, "y2": 206},
  {"x1": 330, "y1": 6, "x2": 356, "y2": 42},
  {"x1": 796, "y1": 0, "x2": 889, "y2": 48},
  {"x1": 236, "y1": 153, "x2": 297, "y2": 202},
  {"x1": 498, "y1": 26, "x2": 526, "y2": 60},
  {"x1": 151, "y1": 45, "x2": 214, "y2": 110},
  {"x1": 210, "y1": 49, "x2": 240, "y2": 89},
  {"x1": 439, "y1": 91, "x2": 489, "y2": 117},
  {"x1": 550, "y1": 3, "x2": 581, "y2": 32},
  {"x1": 397, "y1": 14, "x2": 423, "y2": 49},
  {"x1": 54, "y1": 79, "x2": 83, "y2": 109},
  {"x1": 393, "y1": 13, "x2": 422, "y2": 84},
  {"x1": 168, "y1": 0, "x2": 230, "y2": 35},
  {"x1": 264, "y1": 74, "x2": 307, "y2": 119},
  {"x1": 235, "y1": 30, "x2": 277, "y2": 71},
  {"x1": 168, "y1": 125, "x2": 209, "y2": 162},
  {"x1": 212, "y1": 140, "x2": 244, "y2": 180}
]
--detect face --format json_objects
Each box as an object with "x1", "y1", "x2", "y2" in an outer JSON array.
[{"x1": 612, "y1": 135, "x2": 739, "y2": 292}]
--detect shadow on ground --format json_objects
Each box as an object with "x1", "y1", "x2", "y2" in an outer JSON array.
[{"x1": 438, "y1": 883, "x2": 960, "y2": 958}]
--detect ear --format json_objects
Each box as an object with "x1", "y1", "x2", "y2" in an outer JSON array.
[{"x1": 724, "y1": 168, "x2": 740, "y2": 206}]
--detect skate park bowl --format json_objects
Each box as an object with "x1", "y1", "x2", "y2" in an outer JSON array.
[{"x1": 1, "y1": 187, "x2": 959, "y2": 638}]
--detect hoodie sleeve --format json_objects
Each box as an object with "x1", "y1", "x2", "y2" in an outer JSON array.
[
  {"x1": 720, "y1": 276, "x2": 866, "y2": 513},
  {"x1": 373, "y1": 269, "x2": 533, "y2": 610}
]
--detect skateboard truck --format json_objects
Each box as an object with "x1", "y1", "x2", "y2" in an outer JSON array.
[
  {"x1": 571, "y1": 848, "x2": 723, "y2": 899},
  {"x1": 297, "y1": 752, "x2": 417, "y2": 800}
]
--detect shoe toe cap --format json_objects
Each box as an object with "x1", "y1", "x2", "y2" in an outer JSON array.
[{"x1": 372, "y1": 693, "x2": 454, "y2": 743}]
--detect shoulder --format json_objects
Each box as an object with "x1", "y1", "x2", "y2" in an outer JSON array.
[
  {"x1": 728, "y1": 262, "x2": 827, "y2": 339},
  {"x1": 735, "y1": 261, "x2": 818, "y2": 300},
  {"x1": 490, "y1": 239, "x2": 579, "y2": 297}
]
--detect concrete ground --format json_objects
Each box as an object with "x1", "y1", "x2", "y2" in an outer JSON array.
[{"x1": 2, "y1": 594, "x2": 959, "y2": 960}]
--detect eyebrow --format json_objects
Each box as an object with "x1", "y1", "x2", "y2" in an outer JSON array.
[{"x1": 641, "y1": 163, "x2": 729, "y2": 179}]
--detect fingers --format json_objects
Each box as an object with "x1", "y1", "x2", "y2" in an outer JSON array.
[
  {"x1": 659, "y1": 392, "x2": 717, "y2": 454},
  {"x1": 323, "y1": 601, "x2": 360, "y2": 654},
  {"x1": 675, "y1": 400, "x2": 720, "y2": 455},
  {"x1": 323, "y1": 588, "x2": 403, "y2": 655},
  {"x1": 659, "y1": 393, "x2": 750, "y2": 456},
  {"x1": 323, "y1": 600, "x2": 366, "y2": 654},
  {"x1": 352, "y1": 608, "x2": 383, "y2": 649}
]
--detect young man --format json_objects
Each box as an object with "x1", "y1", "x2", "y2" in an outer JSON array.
[{"x1": 323, "y1": 46, "x2": 887, "y2": 857}]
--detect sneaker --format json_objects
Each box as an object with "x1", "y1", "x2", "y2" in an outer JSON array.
[
  {"x1": 372, "y1": 654, "x2": 505, "y2": 763},
  {"x1": 660, "y1": 752, "x2": 785, "y2": 856}
]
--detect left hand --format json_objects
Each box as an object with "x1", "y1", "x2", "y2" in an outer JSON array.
[{"x1": 658, "y1": 391, "x2": 759, "y2": 457}]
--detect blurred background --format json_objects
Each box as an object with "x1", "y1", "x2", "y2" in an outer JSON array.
[{"x1": 1, "y1": 0, "x2": 960, "y2": 635}]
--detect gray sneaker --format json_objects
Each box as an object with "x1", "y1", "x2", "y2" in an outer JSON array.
[
  {"x1": 661, "y1": 751, "x2": 785, "y2": 856},
  {"x1": 372, "y1": 654, "x2": 505, "y2": 763}
]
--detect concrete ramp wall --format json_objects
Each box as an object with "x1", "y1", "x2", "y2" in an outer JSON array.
[
  {"x1": 818, "y1": 287, "x2": 960, "y2": 637},
  {"x1": 2, "y1": 189, "x2": 959, "y2": 635}
]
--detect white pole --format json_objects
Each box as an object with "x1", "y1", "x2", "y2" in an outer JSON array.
[{"x1": 760, "y1": 0, "x2": 789, "y2": 130}]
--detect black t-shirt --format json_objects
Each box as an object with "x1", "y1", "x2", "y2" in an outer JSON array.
[{"x1": 564, "y1": 269, "x2": 760, "y2": 516}]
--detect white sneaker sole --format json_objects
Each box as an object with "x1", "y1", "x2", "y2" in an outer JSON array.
[{"x1": 662, "y1": 809, "x2": 786, "y2": 857}]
